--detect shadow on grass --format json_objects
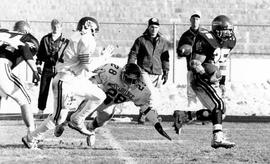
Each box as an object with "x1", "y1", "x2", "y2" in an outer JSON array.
[{"x1": 0, "y1": 144, "x2": 25, "y2": 149}]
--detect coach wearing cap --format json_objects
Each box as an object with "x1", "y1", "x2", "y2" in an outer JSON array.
[{"x1": 127, "y1": 17, "x2": 170, "y2": 124}]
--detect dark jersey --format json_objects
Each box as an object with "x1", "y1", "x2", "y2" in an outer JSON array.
[
  {"x1": 192, "y1": 29, "x2": 236, "y2": 64},
  {"x1": 0, "y1": 29, "x2": 39, "y2": 69}
]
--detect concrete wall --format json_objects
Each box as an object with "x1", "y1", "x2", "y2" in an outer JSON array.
[{"x1": 0, "y1": 0, "x2": 270, "y2": 56}]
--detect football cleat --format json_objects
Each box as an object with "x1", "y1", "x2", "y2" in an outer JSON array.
[
  {"x1": 211, "y1": 131, "x2": 235, "y2": 149},
  {"x1": 54, "y1": 123, "x2": 67, "y2": 137},
  {"x1": 22, "y1": 136, "x2": 38, "y2": 149},
  {"x1": 68, "y1": 121, "x2": 94, "y2": 136},
  {"x1": 86, "y1": 134, "x2": 96, "y2": 147}
]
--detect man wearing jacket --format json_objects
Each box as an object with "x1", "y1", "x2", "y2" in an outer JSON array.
[{"x1": 127, "y1": 17, "x2": 170, "y2": 124}]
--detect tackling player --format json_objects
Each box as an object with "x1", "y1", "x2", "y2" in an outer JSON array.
[
  {"x1": 55, "y1": 63, "x2": 172, "y2": 147},
  {"x1": 188, "y1": 15, "x2": 236, "y2": 149},
  {"x1": 22, "y1": 17, "x2": 107, "y2": 149},
  {"x1": 0, "y1": 21, "x2": 40, "y2": 138}
]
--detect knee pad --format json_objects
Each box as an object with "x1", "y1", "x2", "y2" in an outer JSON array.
[{"x1": 196, "y1": 109, "x2": 212, "y2": 121}]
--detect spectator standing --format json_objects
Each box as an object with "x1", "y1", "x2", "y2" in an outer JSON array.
[
  {"x1": 127, "y1": 17, "x2": 170, "y2": 124},
  {"x1": 36, "y1": 19, "x2": 67, "y2": 118}
]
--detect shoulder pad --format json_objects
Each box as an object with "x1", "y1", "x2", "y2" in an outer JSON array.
[{"x1": 197, "y1": 30, "x2": 219, "y2": 48}]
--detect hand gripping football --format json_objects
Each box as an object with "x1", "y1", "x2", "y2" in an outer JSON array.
[{"x1": 202, "y1": 63, "x2": 222, "y2": 83}]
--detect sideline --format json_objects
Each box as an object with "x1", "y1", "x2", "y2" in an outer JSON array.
[{"x1": 1, "y1": 113, "x2": 270, "y2": 122}]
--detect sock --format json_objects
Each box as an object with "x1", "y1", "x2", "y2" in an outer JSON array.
[
  {"x1": 29, "y1": 116, "x2": 55, "y2": 141},
  {"x1": 213, "y1": 124, "x2": 222, "y2": 134}
]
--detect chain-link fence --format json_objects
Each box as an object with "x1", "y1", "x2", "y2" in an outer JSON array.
[{"x1": 1, "y1": 20, "x2": 270, "y2": 83}]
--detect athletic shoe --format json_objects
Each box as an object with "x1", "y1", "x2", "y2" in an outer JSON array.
[
  {"x1": 211, "y1": 131, "x2": 235, "y2": 149},
  {"x1": 54, "y1": 123, "x2": 66, "y2": 137},
  {"x1": 68, "y1": 121, "x2": 94, "y2": 136},
  {"x1": 22, "y1": 136, "x2": 38, "y2": 149}
]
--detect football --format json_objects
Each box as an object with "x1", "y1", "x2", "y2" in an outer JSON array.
[
  {"x1": 178, "y1": 44, "x2": 192, "y2": 57},
  {"x1": 202, "y1": 63, "x2": 220, "y2": 76},
  {"x1": 202, "y1": 63, "x2": 222, "y2": 82}
]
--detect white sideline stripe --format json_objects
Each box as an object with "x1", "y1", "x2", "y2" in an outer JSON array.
[{"x1": 102, "y1": 127, "x2": 137, "y2": 164}]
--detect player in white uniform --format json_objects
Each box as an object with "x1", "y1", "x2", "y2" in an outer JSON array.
[
  {"x1": 55, "y1": 63, "x2": 172, "y2": 147},
  {"x1": 22, "y1": 17, "x2": 107, "y2": 149},
  {"x1": 0, "y1": 21, "x2": 39, "y2": 139}
]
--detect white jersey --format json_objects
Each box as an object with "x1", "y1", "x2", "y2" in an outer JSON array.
[
  {"x1": 92, "y1": 63, "x2": 152, "y2": 107},
  {"x1": 56, "y1": 31, "x2": 96, "y2": 76}
]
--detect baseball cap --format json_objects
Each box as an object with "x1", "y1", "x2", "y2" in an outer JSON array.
[
  {"x1": 148, "y1": 17, "x2": 160, "y2": 26},
  {"x1": 191, "y1": 10, "x2": 201, "y2": 18}
]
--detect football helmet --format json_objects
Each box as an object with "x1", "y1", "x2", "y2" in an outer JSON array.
[
  {"x1": 121, "y1": 63, "x2": 141, "y2": 85},
  {"x1": 76, "y1": 17, "x2": 99, "y2": 36},
  {"x1": 212, "y1": 15, "x2": 234, "y2": 40},
  {"x1": 13, "y1": 20, "x2": 31, "y2": 34}
]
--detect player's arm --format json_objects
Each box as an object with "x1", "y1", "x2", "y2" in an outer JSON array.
[
  {"x1": 189, "y1": 37, "x2": 207, "y2": 75},
  {"x1": 77, "y1": 34, "x2": 96, "y2": 72},
  {"x1": 139, "y1": 104, "x2": 172, "y2": 140},
  {"x1": 135, "y1": 92, "x2": 171, "y2": 141},
  {"x1": 19, "y1": 44, "x2": 40, "y2": 82},
  {"x1": 89, "y1": 64, "x2": 109, "y2": 84}
]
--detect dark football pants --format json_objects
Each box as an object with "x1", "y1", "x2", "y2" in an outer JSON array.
[
  {"x1": 191, "y1": 76, "x2": 225, "y2": 125},
  {"x1": 38, "y1": 67, "x2": 55, "y2": 111}
]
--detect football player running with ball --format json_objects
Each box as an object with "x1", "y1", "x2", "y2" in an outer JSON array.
[
  {"x1": 55, "y1": 63, "x2": 172, "y2": 147},
  {"x1": 189, "y1": 15, "x2": 236, "y2": 149}
]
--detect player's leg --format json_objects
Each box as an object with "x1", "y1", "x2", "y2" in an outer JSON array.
[
  {"x1": 194, "y1": 78, "x2": 235, "y2": 149},
  {"x1": 0, "y1": 64, "x2": 36, "y2": 134},
  {"x1": 86, "y1": 104, "x2": 116, "y2": 147},
  {"x1": 68, "y1": 79, "x2": 106, "y2": 136},
  {"x1": 22, "y1": 78, "x2": 69, "y2": 148}
]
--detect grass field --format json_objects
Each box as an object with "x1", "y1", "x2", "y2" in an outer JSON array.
[{"x1": 0, "y1": 120, "x2": 269, "y2": 164}]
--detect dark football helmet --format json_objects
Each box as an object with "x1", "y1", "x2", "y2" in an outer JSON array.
[
  {"x1": 76, "y1": 17, "x2": 99, "y2": 36},
  {"x1": 212, "y1": 15, "x2": 234, "y2": 40},
  {"x1": 121, "y1": 63, "x2": 141, "y2": 85}
]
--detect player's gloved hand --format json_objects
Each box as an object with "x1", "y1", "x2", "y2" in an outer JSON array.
[
  {"x1": 32, "y1": 71, "x2": 40, "y2": 86},
  {"x1": 161, "y1": 70, "x2": 168, "y2": 85},
  {"x1": 37, "y1": 66, "x2": 42, "y2": 75},
  {"x1": 154, "y1": 122, "x2": 172, "y2": 140},
  {"x1": 190, "y1": 60, "x2": 205, "y2": 75}
]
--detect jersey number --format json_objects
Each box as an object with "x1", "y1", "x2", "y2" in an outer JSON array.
[{"x1": 105, "y1": 88, "x2": 127, "y2": 104}]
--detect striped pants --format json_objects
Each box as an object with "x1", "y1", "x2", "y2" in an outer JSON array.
[
  {"x1": 0, "y1": 59, "x2": 31, "y2": 106},
  {"x1": 191, "y1": 75, "x2": 225, "y2": 114}
]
